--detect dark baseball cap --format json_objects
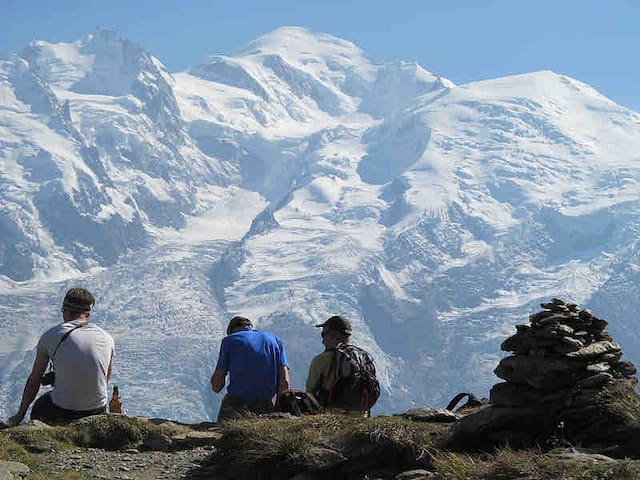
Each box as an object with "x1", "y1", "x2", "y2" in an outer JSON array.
[
  {"x1": 226, "y1": 316, "x2": 253, "y2": 334},
  {"x1": 315, "y1": 315, "x2": 352, "y2": 335}
]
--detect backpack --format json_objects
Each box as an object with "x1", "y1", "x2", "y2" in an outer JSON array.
[
  {"x1": 330, "y1": 343, "x2": 380, "y2": 411},
  {"x1": 277, "y1": 390, "x2": 322, "y2": 416}
]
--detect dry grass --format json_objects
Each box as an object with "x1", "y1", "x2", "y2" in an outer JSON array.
[
  {"x1": 5, "y1": 415, "x2": 190, "y2": 451},
  {"x1": 429, "y1": 446, "x2": 640, "y2": 480},
  {"x1": 216, "y1": 413, "x2": 450, "y2": 471},
  {"x1": 215, "y1": 414, "x2": 640, "y2": 479},
  {"x1": 600, "y1": 381, "x2": 640, "y2": 429}
]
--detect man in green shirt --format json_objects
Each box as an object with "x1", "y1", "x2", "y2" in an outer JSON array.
[{"x1": 306, "y1": 315, "x2": 374, "y2": 417}]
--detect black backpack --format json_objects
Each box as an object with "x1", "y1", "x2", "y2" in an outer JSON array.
[
  {"x1": 330, "y1": 343, "x2": 380, "y2": 410},
  {"x1": 277, "y1": 390, "x2": 322, "y2": 416}
]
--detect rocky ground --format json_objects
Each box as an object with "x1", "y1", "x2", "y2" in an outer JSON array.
[{"x1": 32, "y1": 446, "x2": 215, "y2": 480}]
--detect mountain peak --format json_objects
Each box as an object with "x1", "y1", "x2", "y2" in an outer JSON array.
[
  {"x1": 241, "y1": 26, "x2": 374, "y2": 73},
  {"x1": 243, "y1": 26, "x2": 361, "y2": 56}
]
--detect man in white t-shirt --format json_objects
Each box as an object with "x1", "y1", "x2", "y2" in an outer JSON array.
[{"x1": 7, "y1": 287, "x2": 115, "y2": 425}]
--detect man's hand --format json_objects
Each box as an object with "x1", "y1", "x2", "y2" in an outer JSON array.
[{"x1": 210, "y1": 369, "x2": 227, "y2": 393}]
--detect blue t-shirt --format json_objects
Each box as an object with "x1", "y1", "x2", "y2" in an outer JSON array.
[{"x1": 215, "y1": 329, "x2": 288, "y2": 401}]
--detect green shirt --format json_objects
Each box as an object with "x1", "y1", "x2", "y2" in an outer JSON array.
[{"x1": 306, "y1": 350, "x2": 335, "y2": 395}]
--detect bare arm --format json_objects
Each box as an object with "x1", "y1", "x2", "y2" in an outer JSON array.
[
  {"x1": 106, "y1": 356, "x2": 114, "y2": 383},
  {"x1": 210, "y1": 369, "x2": 227, "y2": 393},
  {"x1": 8, "y1": 349, "x2": 49, "y2": 426},
  {"x1": 278, "y1": 365, "x2": 290, "y2": 394}
]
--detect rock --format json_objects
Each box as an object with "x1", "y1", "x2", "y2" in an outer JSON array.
[
  {"x1": 585, "y1": 362, "x2": 611, "y2": 374},
  {"x1": 494, "y1": 355, "x2": 581, "y2": 391},
  {"x1": 534, "y1": 323, "x2": 574, "y2": 338},
  {"x1": 577, "y1": 372, "x2": 614, "y2": 388},
  {"x1": 395, "y1": 469, "x2": 435, "y2": 479},
  {"x1": 549, "y1": 451, "x2": 615, "y2": 463},
  {"x1": 614, "y1": 361, "x2": 637, "y2": 377},
  {"x1": 579, "y1": 309, "x2": 593, "y2": 320},
  {"x1": 566, "y1": 388, "x2": 603, "y2": 407},
  {"x1": 142, "y1": 433, "x2": 173, "y2": 452},
  {"x1": 529, "y1": 311, "x2": 555, "y2": 322},
  {"x1": 537, "y1": 314, "x2": 567, "y2": 326},
  {"x1": 24, "y1": 442, "x2": 55, "y2": 453},
  {"x1": 566, "y1": 341, "x2": 621, "y2": 360},
  {"x1": 490, "y1": 382, "x2": 567, "y2": 407},
  {"x1": 0, "y1": 461, "x2": 30, "y2": 480},
  {"x1": 549, "y1": 338, "x2": 584, "y2": 354},
  {"x1": 455, "y1": 405, "x2": 556, "y2": 446},
  {"x1": 596, "y1": 331, "x2": 614, "y2": 342},
  {"x1": 501, "y1": 332, "x2": 531, "y2": 353},
  {"x1": 404, "y1": 408, "x2": 460, "y2": 423},
  {"x1": 172, "y1": 430, "x2": 223, "y2": 448},
  {"x1": 591, "y1": 318, "x2": 608, "y2": 331},
  {"x1": 10, "y1": 420, "x2": 52, "y2": 432},
  {"x1": 303, "y1": 447, "x2": 347, "y2": 469},
  {"x1": 599, "y1": 352, "x2": 623, "y2": 363}
]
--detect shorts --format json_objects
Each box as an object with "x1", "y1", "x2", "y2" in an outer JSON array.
[{"x1": 31, "y1": 392, "x2": 106, "y2": 425}]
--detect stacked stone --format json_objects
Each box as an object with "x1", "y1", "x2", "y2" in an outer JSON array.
[{"x1": 491, "y1": 298, "x2": 637, "y2": 410}]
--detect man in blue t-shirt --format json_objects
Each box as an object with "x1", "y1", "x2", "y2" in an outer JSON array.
[{"x1": 210, "y1": 316, "x2": 290, "y2": 421}]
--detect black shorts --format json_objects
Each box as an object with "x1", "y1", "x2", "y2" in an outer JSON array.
[{"x1": 31, "y1": 392, "x2": 106, "y2": 425}]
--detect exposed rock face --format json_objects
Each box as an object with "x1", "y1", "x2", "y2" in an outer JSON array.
[{"x1": 457, "y1": 299, "x2": 639, "y2": 447}]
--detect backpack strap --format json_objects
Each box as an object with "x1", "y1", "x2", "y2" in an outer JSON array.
[
  {"x1": 326, "y1": 347, "x2": 338, "y2": 410},
  {"x1": 446, "y1": 392, "x2": 481, "y2": 412},
  {"x1": 360, "y1": 387, "x2": 369, "y2": 413},
  {"x1": 51, "y1": 323, "x2": 87, "y2": 361}
]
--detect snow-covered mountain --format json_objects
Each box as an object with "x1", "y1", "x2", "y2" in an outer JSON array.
[{"x1": 1, "y1": 27, "x2": 640, "y2": 422}]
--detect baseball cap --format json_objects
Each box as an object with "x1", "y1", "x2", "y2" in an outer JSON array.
[{"x1": 315, "y1": 315, "x2": 352, "y2": 335}]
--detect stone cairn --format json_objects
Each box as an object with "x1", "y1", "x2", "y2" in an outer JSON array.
[{"x1": 492, "y1": 298, "x2": 637, "y2": 415}]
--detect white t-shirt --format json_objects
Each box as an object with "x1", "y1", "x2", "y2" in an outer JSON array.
[{"x1": 37, "y1": 320, "x2": 115, "y2": 411}]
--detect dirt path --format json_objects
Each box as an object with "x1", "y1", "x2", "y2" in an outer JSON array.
[{"x1": 36, "y1": 446, "x2": 216, "y2": 480}]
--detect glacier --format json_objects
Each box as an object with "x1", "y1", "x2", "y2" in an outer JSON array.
[{"x1": 1, "y1": 26, "x2": 640, "y2": 422}]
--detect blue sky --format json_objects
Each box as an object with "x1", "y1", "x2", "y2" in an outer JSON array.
[{"x1": 1, "y1": 0, "x2": 638, "y2": 111}]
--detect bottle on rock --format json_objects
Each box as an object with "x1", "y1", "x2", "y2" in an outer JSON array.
[{"x1": 109, "y1": 386, "x2": 122, "y2": 414}]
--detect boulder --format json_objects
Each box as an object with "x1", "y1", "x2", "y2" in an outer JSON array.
[
  {"x1": 0, "y1": 461, "x2": 29, "y2": 480},
  {"x1": 490, "y1": 382, "x2": 567, "y2": 407},
  {"x1": 142, "y1": 432, "x2": 173, "y2": 452},
  {"x1": 494, "y1": 355, "x2": 582, "y2": 391},
  {"x1": 455, "y1": 405, "x2": 556, "y2": 447}
]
